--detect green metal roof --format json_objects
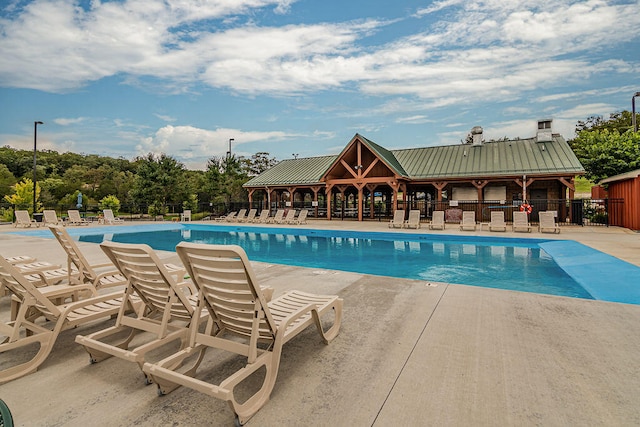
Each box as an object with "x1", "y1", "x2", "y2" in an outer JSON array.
[
  {"x1": 244, "y1": 155, "x2": 336, "y2": 187},
  {"x1": 244, "y1": 134, "x2": 584, "y2": 188},
  {"x1": 392, "y1": 135, "x2": 584, "y2": 179},
  {"x1": 358, "y1": 134, "x2": 409, "y2": 177}
]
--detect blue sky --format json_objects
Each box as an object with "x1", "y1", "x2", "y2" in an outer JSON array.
[{"x1": 1, "y1": 0, "x2": 638, "y2": 170}]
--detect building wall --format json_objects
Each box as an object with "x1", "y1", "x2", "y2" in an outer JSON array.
[{"x1": 607, "y1": 177, "x2": 640, "y2": 231}]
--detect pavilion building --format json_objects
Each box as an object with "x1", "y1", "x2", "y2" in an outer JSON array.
[{"x1": 244, "y1": 120, "x2": 585, "y2": 223}]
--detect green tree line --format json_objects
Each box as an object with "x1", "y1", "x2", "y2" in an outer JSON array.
[{"x1": 0, "y1": 147, "x2": 276, "y2": 218}]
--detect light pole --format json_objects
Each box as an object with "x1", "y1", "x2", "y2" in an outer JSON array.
[
  {"x1": 632, "y1": 92, "x2": 640, "y2": 133},
  {"x1": 33, "y1": 121, "x2": 43, "y2": 214},
  {"x1": 227, "y1": 138, "x2": 235, "y2": 158}
]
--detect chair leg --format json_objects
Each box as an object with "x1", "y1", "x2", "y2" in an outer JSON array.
[
  {"x1": 0, "y1": 324, "x2": 55, "y2": 384},
  {"x1": 223, "y1": 351, "x2": 280, "y2": 426},
  {"x1": 311, "y1": 299, "x2": 343, "y2": 344}
]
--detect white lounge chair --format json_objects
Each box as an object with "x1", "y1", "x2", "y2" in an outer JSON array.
[
  {"x1": 13, "y1": 210, "x2": 38, "y2": 228},
  {"x1": 429, "y1": 211, "x2": 445, "y2": 230},
  {"x1": 143, "y1": 243, "x2": 343, "y2": 426},
  {"x1": 512, "y1": 211, "x2": 532, "y2": 232},
  {"x1": 538, "y1": 211, "x2": 561, "y2": 234},
  {"x1": 253, "y1": 210, "x2": 270, "y2": 223},
  {"x1": 238, "y1": 208, "x2": 256, "y2": 223},
  {"x1": 459, "y1": 211, "x2": 477, "y2": 231},
  {"x1": 267, "y1": 209, "x2": 285, "y2": 224},
  {"x1": 403, "y1": 210, "x2": 421, "y2": 229},
  {"x1": 101, "y1": 209, "x2": 124, "y2": 225},
  {"x1": 43, "y1": 210, "x2": 62, "y2": 225},
  {"x1": 281, "y1": 209, "x2": 296, "y2": 224},
  {"x1": 290, "y1": 208, "x2": 308, "y2": 225},
  {"x1": 234, "y1": 209, "x2": 247, "y2": 222},
  {"x1": 180, "y1": 210, "x2": 191, "y2": 221},
  {"x1": 389, "y1": 209, "x2": 405, "y2": 228},
  {"x1": 214, "y1": 211, "x2": 236, "y2": 222},
  {"x1": 488, "y1": 211, "x2": 507, "y2": 232},
  {"x1": 75, "y1": 241, "x2": 201, "y2": 380},
  {"x1": 0, "y1": 256, "x2": 131, "y2": 383},
  {"x1": 67, "y1": 210, "x2": 89, "y2": 226}
]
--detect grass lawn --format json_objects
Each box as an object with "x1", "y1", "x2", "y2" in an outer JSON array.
[{"x1": 575, "y1": 176, "x2": 594, "y2": 195}]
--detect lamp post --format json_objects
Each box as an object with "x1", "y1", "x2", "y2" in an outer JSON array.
[
  {"x1": 227, "y1": 138, "x2": 235, "y2": 158},
  {"x1": 33, "y1": 121, "x2": 43, "y2": 214},
  {"x1": 633, "y1": 92, "x2": 640, "y2": 133}
]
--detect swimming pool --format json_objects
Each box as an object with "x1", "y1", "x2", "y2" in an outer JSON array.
[
  {"x1": 15, "y1": 223, "x2": 640, "y2": 304},
  {"x1": 76, "y1": 223, "x2": 592, "y2": 298}
]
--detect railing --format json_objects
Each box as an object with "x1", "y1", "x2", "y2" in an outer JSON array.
[
  {"x1": 396, "y1": 199, "x2": 624, "y2": 227},
  {"x1": 0, "y1": 198, "x2": 625, "y2": 226}
]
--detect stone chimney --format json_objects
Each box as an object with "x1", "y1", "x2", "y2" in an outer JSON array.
[
  {"x1": 471, "y1": 126, "x2": 483, "y2": 146},
  {"x1": 537, "y1": 119, "x2": 553, "y2": 142}
]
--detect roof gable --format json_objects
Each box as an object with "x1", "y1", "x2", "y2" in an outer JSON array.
[{"x1": 322, "y1": 134, "x2": 408, "y2": 182}]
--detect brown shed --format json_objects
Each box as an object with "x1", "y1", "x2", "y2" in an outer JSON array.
[{"x1": 600, "y1": 169, "x2": 640, "y2": 231}]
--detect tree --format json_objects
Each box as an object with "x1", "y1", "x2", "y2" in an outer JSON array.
[
  {"x1": 131, "y1": 153, "x2": 188, "y2": 213},
  {"x1": 4, "y1": 178, "x2": 41, "y2": 213},
  {"x1": 240, "y1": 152, "x2": 278, "y2": 176},
  {"x1": 0, "y1": 164, "x2": 16, "y2": 199},
  {"x1": 99, "y1": 195, "x2": 121, "y2": 215},
  {"x1": 575, "y1": 111, "x2": 638, "y2": 135},
  {"x1": 569, "y1": 129, "x2": 640, "y2": 181}
]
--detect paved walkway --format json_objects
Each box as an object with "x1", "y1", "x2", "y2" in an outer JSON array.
[{"x1": 1, "y1": 221, "x2": 639, "y2": 426}]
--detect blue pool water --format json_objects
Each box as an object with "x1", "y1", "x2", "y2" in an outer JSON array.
[
  {"x1": 72, "y1": 224, "x2": 593, "y2": 300},
  {"x1": 16, "y1": 223, "x2": 640, "y2": 303}
]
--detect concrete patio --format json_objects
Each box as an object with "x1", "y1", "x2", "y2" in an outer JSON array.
[{"x1": 1, "y1": 221, "x2": 639, "y2": 426}]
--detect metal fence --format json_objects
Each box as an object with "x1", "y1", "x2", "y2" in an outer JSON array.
[{"x1": 0, "y1": 198, "x2": 625, "y2": 226}]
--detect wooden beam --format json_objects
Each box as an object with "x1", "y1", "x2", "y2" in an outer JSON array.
[
  {"x1": 362, "y1": 158, "x2": 379, "y2": 178},
  {"x1": 340, "y1": 159, "x2": 358, "y2": 178},
  {"x1": 558, "y1": 177, "x2": 575, "y2": 192}
]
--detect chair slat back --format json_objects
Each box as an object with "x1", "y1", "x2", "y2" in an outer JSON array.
[
  {"x1": 176, "y1": 243, "x2": 276, "y2": 340},
  {"x1": 0, "y1": 256, "x2": 61, "y2": 318},
  {"x1": 100, "y1": 242, "x2": 193, "y2": 321},
  {"x1": 48, "y1": 225, "x2": 97, "y2": 284}
]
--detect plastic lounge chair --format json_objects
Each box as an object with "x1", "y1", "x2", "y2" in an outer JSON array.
[
  {"x1": 13, "y1": 210, "x2": 38, "y2": 228},
  {"x1": 214, "y1": 211, "x2": 236, "y2": 222},
  {"x1": 281, "y1": 209, "x2": 296, "y2": 224},
  {"x1": 459, "y1": 211, "x2": 477, "y2": 231},
  {"x1": 75, "y1": 241, "x2": 202, "y2": 380},
  {"x1": 388, "y1": 209, "x2": 405, "y2": 228},
  {"x1": 0, "y1": 256, "x2": 131, "y2": 383},
  {"x1": 234, "y1": 209, "x2": 247, "y2": 222},
  {"x1": 180, "y1": 210, "x2": 191, "y2": 222},
  {"x1": 143, "y1": 243, "x2": 343, "y2": 426},
  {"x1": 238, "y1": 209, "x2": 256, "y2": 223},
  {"x1": 429, "y1": 211, "x2": 445, "y2": 230},
  {"x1": 267, "y1": 209, "x2": 285, "y2": 224},
  {"x1": 290, "y1": 208, "x2": 308, "y2": 225},
  {"x1": 488, "y1": 211, "x2": 507, "y2": 232},
  {"x1": 512, "y1": 211, "x2": 532, "y2": 233},
  {"x1": 538, "y1": 211, "x2": 561, "y2": 234},
  {"x1": 43, "y1": 210, "x2": 62, "y2": 225},
  {"x1": 253, "y1": 210, "x2": 270, "y2": 223},
  {"x1": 403, "y1": 210, "x2": 421, "y2": 229},
  {"x1": 101, "y1": 209, "x2": 124, "y2": 225},
  {"x1": 4, "y1": 255, "x2": 37, "y2": 265},
  {"x1": 48, "y1": 225, "x2": 185, "y2": 287},
  {"x1": 67, "y1": 210, "x2": 89, "y2": 226}
]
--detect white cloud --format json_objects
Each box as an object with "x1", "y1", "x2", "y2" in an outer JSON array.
[
  {"x1": 0, "y1": 0, "x2": 637, "y2": 125},
  {"x1": 154, "y1": 114, "x2": 176, "y2": 122},
  {"x1": 137, "y1": 125, "x2": 294, "y2": 169},
  {"x1": 53, "y1": 117, "x2": 86, "y2": 126}
]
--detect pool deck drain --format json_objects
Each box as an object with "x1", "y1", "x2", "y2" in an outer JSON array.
[{"x1": 1, "y1": 221, "x2": 640, "y2": 426}]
